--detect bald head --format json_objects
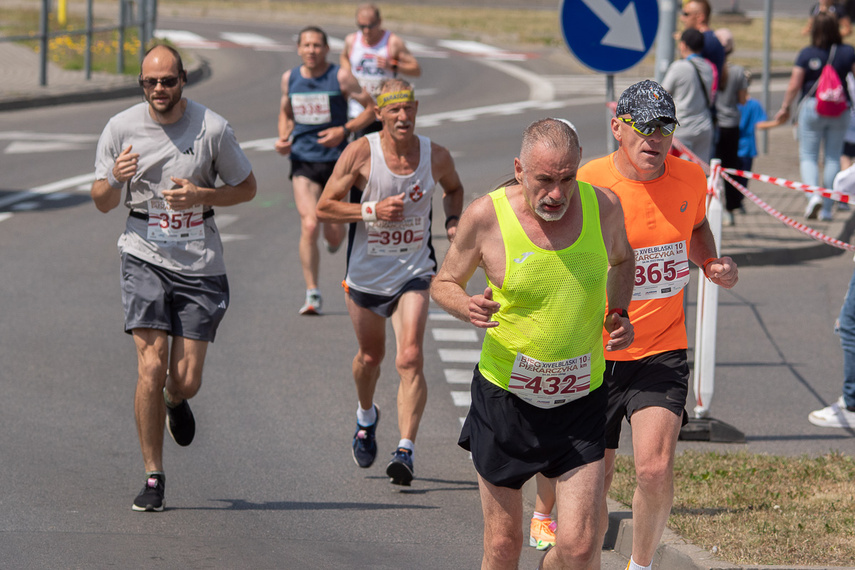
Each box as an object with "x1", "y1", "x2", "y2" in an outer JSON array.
[
  {"x1": 520, "y1": 119, "x2": 580, "y2": 169},
  {"x1": 142, "y1": 44, "x2": 185, "y2": 79}
]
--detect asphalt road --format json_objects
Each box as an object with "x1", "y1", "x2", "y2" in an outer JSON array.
[{"x1": 0, "y1": 12, "x2": 853, "y2": 570}]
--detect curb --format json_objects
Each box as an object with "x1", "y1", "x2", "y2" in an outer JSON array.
[
  {"x1": 0, "y1": 56, "x2": 210, "y2": 112},
  {"x1": 608, "y1": 506, "x2": 852, "y2": 570}
]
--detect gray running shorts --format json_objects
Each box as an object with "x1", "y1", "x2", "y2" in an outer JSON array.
[
  {"x1": 346, "y1": 276, "x2": 431, "y2": 318},
  {"x1": 603, "y1": 349, "x2": 690, "y2": 449},
  {"x1": 120, "y1": 253, "x2": 229, "y2": 342}
]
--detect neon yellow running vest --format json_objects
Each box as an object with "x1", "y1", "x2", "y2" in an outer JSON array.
[{"x1": 478, "y1": 183, "x2": 608, "y2": 394}]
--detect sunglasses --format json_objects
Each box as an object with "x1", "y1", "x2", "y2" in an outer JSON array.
[
  {"x1": 358, "y1": 21, "x2": 379, "y2": 30},
  {"x1": 139, "y1": 76, "x2": 180, "y2": 89},
  {"x1": 619, "y1": 117, "x2": 677, "y2": 137}
]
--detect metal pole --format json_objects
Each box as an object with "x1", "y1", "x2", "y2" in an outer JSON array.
[
  {"x1": 606, "y1": 74, "x2": 617, "y2": 153},
  {"x1": 138, "y1": 0, "x2": 146, "y2": 66},
  {"x1": 654, "y1": 0, "x2": 678, "y2": 83},
  {"x1": 762, "y1": 0, "x2": 773, "y2": 153},
  {"x1": 39, "y1": 0, "x2": 49, "y2": 86},
  {"x1": 118, "y1": 0, "x2": 126, "y2": 74},
  {"x1": 84, "y1": 0, "x2": 93, "y2": 80}
]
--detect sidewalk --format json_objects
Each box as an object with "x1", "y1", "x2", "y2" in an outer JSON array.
[{"x1": 1, "y1": 39, "x2": 850, "y2": 570}]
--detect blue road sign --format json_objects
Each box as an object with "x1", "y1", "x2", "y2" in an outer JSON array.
[{"x1": 560, "y1": 0, "x2": 659, "y2": 74}]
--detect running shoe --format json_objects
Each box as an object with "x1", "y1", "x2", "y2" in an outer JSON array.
[
  {"x1": 805, "y1": 195, "x2": 823, "y2": 220},
  {"x1": 386, "y1": 447, "x2": 414, "y2": 486},
  {"x1": 164, "y1": 391, "x2": 195, "y2": 447},
  {"x1": 529, "y1": 517, "x2": 556, "y2": 550},
  {"x1": 299, "y1": 290, "x2": 322, "y2": 315},
  {"x1": 132, "y1": 474, "x2": 165, "y2": 512},
  {"x1": 808, "y1": 396, "x2": 855, "y2": 428},
  {"x1": 352, "y1": 406, "x2": 380, "y2": 468}
]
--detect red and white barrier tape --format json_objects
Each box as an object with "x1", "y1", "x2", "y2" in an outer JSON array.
[
  {"x1": 722, "y1": 168, "x2": 851, "y2": 204},
  {"x1": 719, "y1": 170, "x2": 855, "y2": 252}
]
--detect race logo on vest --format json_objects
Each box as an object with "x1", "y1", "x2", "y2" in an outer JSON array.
[{"x1": 409, "y1": 181, "x2": 424, "y2": 202}]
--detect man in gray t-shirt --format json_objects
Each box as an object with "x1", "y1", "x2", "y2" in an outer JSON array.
[{"x1": 91, "y1": 44, "x2": 256, "y2": 512}]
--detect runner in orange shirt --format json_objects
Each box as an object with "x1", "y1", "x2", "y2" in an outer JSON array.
[{"x1": 578, "y1": 80, "x2": 738, "y2": 570}]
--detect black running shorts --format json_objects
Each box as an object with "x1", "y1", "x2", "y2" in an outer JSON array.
[
  {"x1": 458, "y1": 366, "x2": 607, "y2": 490},
  {"x1": 347, "y1": 276, "x2": 431, "y2": 318},
  {"x1": 603, "y1": 349, "x2": 690, "y2": 449},
  {"x1": 289, "y1": 159, "x2": 337, "y2": 186},
  {"x1": 120, "y1": 253, "x2": 229, "y2": 342}
]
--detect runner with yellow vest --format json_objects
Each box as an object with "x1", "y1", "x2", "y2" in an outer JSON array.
[{"x1": 431, "y1": 118, "x2": 635, "y2": 569}]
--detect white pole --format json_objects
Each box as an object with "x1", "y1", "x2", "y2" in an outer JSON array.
[{"x1": 693, "y1": 159, "x2": 723, "y2": 418}]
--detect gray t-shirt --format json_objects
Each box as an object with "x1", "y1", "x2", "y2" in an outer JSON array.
[
  {"x1": 715, "y1": 63, "x2": 748, "y2": 129},
  {"x1": 662, "y1": 56, "x2": 715, "y2": 138},
  {"x1": 94, "y1": 100, "x2": 252, "y2": 276}
]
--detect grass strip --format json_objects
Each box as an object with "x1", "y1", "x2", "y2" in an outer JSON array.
[{"x1": 611, "y1": 450, "x2": 855, "y2": 566}]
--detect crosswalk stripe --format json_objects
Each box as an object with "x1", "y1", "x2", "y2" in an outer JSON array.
[
  {"x1": 444, "y1": 369, "x2": 473, "y2": 384},
  {"x1": 432, "y1": 328, "x2": 479, "y2": 342},
  {"x1": 451, "y1": 391, "x2": 471, "y2": 407},
  {"x1": 439, "y1": 348, "x2": 481, "y2": 363}
]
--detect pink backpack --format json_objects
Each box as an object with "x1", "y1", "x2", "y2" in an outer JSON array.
[{"x1": 815, "y1": 45, "x2": 848, "y2": 117}]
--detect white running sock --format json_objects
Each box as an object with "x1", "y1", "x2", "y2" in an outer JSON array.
[
  {"x1": 532, "y1": 511, "x2": 551, "y2": 521},
  {"x1": 356, "y1": 405, "x2": 376, "y2": 427},
  {"x1": 397, "y1": 438, "x2": 414, "y2": 452},
  {"x1": 628, "y1": 557, "x2": 651, "y2": 570}
]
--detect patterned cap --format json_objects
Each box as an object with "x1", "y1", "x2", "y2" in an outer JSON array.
[{"x1": 615, "y1": 80, "x2": 679, "y2": 125}]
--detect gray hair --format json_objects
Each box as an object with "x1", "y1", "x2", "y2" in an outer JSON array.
[{"x1": 520, "y1": 118, "x2": 580, "y2": 167}]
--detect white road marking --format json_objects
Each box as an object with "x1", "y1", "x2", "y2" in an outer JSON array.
[
  {"x1": 439, "y1": 348, "x2": 482, "y2": 363},
  {"x1": 0, "y1": 172, "x2": 94, "y2": 209},
  {"x1": 429, "y1": 312, "x2": 457, "y2": 321},
  {"x1": 432, "y1": 328, "x2": 479, "y2": 342},
  {"x1": 451, "y1": 391, "x2": 472, "y2": 407},
  {"x1": 220, "y1": 32, "x2": 280, "y2": 47},
  {"x1": 155, "y1": 29, "x2": 220, "y2": 49},
  {"x1": 444, "y1": 369, "x2": 473, "y2": 385}
]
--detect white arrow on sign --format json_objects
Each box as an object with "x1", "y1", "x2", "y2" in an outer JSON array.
[{"x1": 580, "y1": 0, "x2": 645, "y2": 52}]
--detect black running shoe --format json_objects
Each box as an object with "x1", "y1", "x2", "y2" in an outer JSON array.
[
  {"x1": 351, "y1": 406, "x2": 380, "y2": 468},
  {"x1": 165, "y1": 392, "x2": 195, "y2": 447},
  {"x1": 132, "y1": 474, "x2": 165, "y2": 512},
  {"x1": 386, "y1": 447, "x2": 414, "y2": 486}
]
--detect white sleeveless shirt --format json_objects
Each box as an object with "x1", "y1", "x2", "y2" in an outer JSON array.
[
  {"x1": 345, "y1": 132, "x2": 437, "y2": 295},
  {"x1": 348, "y1": 30, "x2": 395, "y2": 119}
]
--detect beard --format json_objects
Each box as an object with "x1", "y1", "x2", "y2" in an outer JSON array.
[
  {"x1": 145, "y1": 88, "x2": 182, "y2": 116},
  {"x1": 534, "y1": 198, "x2": 568, "y2": 221}
]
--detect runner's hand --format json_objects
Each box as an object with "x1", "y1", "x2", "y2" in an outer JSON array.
[
  {"x1": 469, "y1": 287, "x2": 500, "y2": 329},
  {"x1": 376, "y1": 193, "x2": 405, "y2": 221},
  {"x1": 163, "y1": 177, "x2": 200, "y2": 209},
  {"x1": 704, "y1": 256, "x2": 738, "y2": 289},
  {"x1": 317, "y1": 126, "x2": 346, "y2": 147},
  {"x1": 605, "y1": 313, "x2": 633, "y2": 351},
  {"x1": 274, "y1": 137, "x2": 292, "y2": 155},
  {"x1": 113, "y1": 145, "x2": 139, "y2": 183}
]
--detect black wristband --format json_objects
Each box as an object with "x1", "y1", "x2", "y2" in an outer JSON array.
[
  {"x1": 445, "y1": 215, "x2": 460, "y2": 230},
  {"x1": 342, "y1": 125, "x2": 351, "y2": 137}
]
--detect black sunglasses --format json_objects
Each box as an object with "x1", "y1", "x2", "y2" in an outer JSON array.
[
  {"x1": 358, "y1": 21, "x2": 379, "y2": 30},
  {"x1": 139, "y1": 76, "x2": 180, "y2": 89}
]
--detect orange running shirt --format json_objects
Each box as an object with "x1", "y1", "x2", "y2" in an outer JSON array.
[{"x1": 578, "y1": 153, "x2": 707, "y2": 361}]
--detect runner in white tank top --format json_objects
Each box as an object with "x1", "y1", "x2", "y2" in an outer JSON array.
[
  {"x1": 341, "y1": 4, "x2": 422, "y2": 126},
  {"x1": 317, "y1": 80, "x2": 463, "y2": 487}
]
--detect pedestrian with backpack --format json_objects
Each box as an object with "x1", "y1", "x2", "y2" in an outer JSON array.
[{"x1": 777, "y1": 12, "x2": 855, "y2": 221}]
